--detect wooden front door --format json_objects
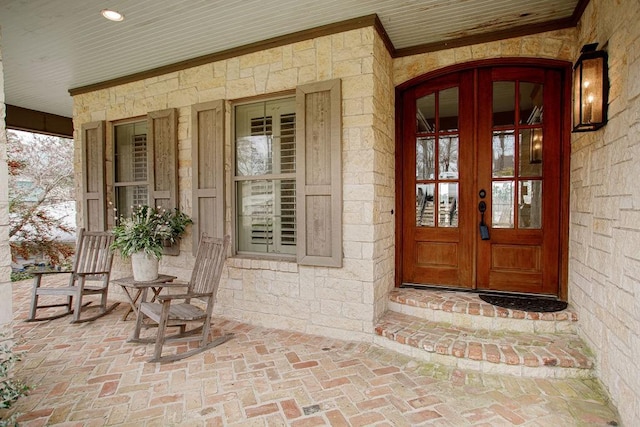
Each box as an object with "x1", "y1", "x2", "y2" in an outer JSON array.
[{"x1": 400, "y1": 64, "x2": 566, "y2": 296}]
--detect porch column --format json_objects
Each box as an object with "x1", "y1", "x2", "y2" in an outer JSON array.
[{"x1": 0, "y1": 28, "x2": 13, "y2": 330}]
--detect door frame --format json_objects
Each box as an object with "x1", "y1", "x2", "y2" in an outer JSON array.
[{"x1": 394, "y1": 58, "x2": 572, "y2": 300}]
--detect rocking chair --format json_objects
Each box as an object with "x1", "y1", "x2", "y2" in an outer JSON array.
[
  {"x1": 27, "y1": 228, "x2": 119, "y2": 323},
  {"x1": 130, "y1": 235, "x2": 233, "y2": 363}
]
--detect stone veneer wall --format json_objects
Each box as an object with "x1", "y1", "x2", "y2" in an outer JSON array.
[
  {"x1": 570, "y1": 0, "x2": 640, "y2": 425},
  {"x1": 73, "y1": 28, "x2": 394, "y2": 342},
  {"x1": 0, "y1": 28, "x2": 13, "y2": 331}
]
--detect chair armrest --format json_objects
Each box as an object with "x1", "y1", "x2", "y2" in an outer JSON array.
[
  {"x1": 75, "y1": 271, "x2": 111, "y2": 276},
  {"x1": 156, "y1": 292, "x2": 211, "y2": 301},
  {"x1": 31, "y1": 270, "x2": 72, "y2": 277}
]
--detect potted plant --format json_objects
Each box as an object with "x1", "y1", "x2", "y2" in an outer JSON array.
[{"x1": 111, "y1": 205, "x2": 192, "y2": 281}]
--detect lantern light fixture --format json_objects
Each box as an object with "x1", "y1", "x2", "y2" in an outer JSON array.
[{"x1": 572, "y1": 43, "x2": 608, "y2": 132}]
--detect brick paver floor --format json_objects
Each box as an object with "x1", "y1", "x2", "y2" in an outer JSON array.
[{"x1": 3, "y1": 280, "x2": 621, "y2": 426}]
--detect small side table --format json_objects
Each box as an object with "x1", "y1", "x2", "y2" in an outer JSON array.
[{"x1": 113, "y1": 274, "x2": 177, "y2": 321}]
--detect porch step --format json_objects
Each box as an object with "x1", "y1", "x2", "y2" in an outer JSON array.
[{"x1": 373, "y1": 288, "x2": 594, "y2": 379}]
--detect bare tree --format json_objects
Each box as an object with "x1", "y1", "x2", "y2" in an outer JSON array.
[{"x1": 8, "y1": 130, "x2": 75, "y2": 267}]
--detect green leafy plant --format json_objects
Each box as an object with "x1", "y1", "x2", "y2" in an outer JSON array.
[
  {"x1": 111, "y1": 205, "x2": 193, "y2": 260},
  {"x1": 0, "y1": 338, "x2": 31, "y2": 426}
]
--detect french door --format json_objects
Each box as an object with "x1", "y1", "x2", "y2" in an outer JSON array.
[{"x1": 400, "y1": 64, "x2": 566, "y2": 295}]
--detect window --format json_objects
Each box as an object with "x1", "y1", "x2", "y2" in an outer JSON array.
[
  {"x1": 234, "y1": 98, "x2": 297, "y2": 255},
  {"x1": 114, "y1": 120, "x2": 148, "y2": 218}
]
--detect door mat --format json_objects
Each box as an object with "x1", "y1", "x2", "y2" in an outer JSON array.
[{"x1": 479, "y1": 294, "x2": 568, "y2": 313}]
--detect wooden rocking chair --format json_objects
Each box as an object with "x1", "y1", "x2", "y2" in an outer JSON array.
[
  {"x1": 27, "y1": 228, "x2": 119, "y2": 323},
  {"x1": 130, "y1": 235, "x2": 233, "y2": 363}
]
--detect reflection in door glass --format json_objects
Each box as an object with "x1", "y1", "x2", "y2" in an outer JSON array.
[
  {"x1": 439, "y1": 136, "x2": 459, "y2": 179},
  {"x1": 492, "y1": 181, "x2": 514, "y2": 228},
  {"x1": 493, "y1": 82, "x2": 515, "y2": 126},
  {"x1": 519, "y1": 129, "x2": 543, "y2": 176},
  {"x1": 519, "y1": 180, "x2": 542, "y2": 229},
  {"x1": 438, "y1": 182, "x2": 458, "y2": 227},
  {"x1": 416, "y1": 94, "x2": 436, "y2": 132},
  {"x1": 492, "y1": 131, "x2": 515, "y2": 177},
  {"x1": 520, "y1": 82, "x2": 543, "y2": 124},
  {"x1": 439, "y1": 87, "x2": 459, "y2": 132},
  {"x1": 416, "y1": 137, "x2": 435, "y2": 180},
  {"x1": 416, "y1": 184, "x2": 435, "y2": 227}
]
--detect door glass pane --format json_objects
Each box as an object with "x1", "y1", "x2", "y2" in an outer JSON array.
[
  {"x1": 416, "y1": 184, "x2": 435, "y2": 227},
  {"x1": 438, "y1": 136, "x2": 458, "y2": 179},
  {"x1": 520, "y1": 82, "x2": 543, "y2": 124},
  {"x1": 519, "y1": 129, "x2": 543, "y2": 176},
  {"x1": 416, "y1": 137, "x2": 435, "y2": 180},
  {"x1": 492, "y1": 131, "x2": 515, "y2": 177},
  {"x1": 416, "y1": 93, "x2": 436, "y2": 132},
  {"x1": 493, "y1": 82, "x2": 515, "y2": 126},
  {"x1": 439, "y1": 87, "x2": 459, "y2": 132},
  {"x1": 492, "y1": 181, "x2": 514, "y2": 228},
  {"x1": 519, "y1": 180, "x2": 542, "y2": 229},
  {"x1": 438, "y1": 182, "x2": 458, "y2": 227}
]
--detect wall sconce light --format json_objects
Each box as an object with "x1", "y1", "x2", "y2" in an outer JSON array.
[
  {"x1": 573, "y1": 43, "x2": 608, "y2": 132},
  {"x1": 529, "y1": 128, "x2": 543, "y2": 164}
]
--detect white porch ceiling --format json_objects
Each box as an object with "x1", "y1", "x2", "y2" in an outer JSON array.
[{"x1": 0, "y1": 0, "x2": 579, "y2": 118}]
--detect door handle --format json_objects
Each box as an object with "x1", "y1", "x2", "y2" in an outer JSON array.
[{"x1": 478, "y1": 201, "x2": 490, "y2": 240}]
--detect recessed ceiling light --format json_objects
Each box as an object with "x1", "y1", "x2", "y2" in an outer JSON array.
[{"x1": 101, "y1": 9, "x2": 124, "y2": 22}]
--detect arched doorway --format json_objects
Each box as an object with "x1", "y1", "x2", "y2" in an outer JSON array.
[{"x1": 395, "y1": 60, "x2": 571, "y2": 297}]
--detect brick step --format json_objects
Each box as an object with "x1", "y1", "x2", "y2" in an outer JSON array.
[
  {"x1": 374, "y1": 310, "x2": 594, "y2": 379},
  {"x1": 389, "y1": 288, "x2": 578, "y2": 334},
  {"x1": 379, "y1": 288, "x2": 590, "y2": 378}
]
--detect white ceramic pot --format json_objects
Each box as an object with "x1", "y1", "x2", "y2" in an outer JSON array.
[{"x1": 131, "y1": 251, "x2": 159, "y2": 282}]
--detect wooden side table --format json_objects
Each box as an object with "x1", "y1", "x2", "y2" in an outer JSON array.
[{"x1": 113, "y1": 274, "x2": 177, "y2": 321}]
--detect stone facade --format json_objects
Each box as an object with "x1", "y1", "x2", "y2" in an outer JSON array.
[
  {"x1": 0, "y1": 28, "x2": 13, "y2": 330},
  {"x1": 73, "y1": 28, "x2": 394, "y2": 342},
  {"x1": 569, "y1": 0, "x2": 640, "y2": 425}
]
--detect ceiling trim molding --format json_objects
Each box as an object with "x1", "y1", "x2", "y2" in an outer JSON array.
[
  {"x1": 571, "y1": 0, "x2": 591, "y2": 24},
  {"x1": 69, "y1": 14, "x2": 391, "y2": 96},
  {"x1": 6, "y1": 105, "x2": 73, "y2": 138}
]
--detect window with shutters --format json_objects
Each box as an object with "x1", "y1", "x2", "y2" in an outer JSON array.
[
  {"x1": 114, "y1": 119, "x2": 149, "y2": 219},
  {"x1": 234, "y1": 98, "x2": 297, "y2": 255}
]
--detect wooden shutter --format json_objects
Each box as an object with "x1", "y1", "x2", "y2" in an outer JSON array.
[
  {"x1": 80, "y1": 121, "x2": 107, "y2": 231},
  {"x1": 192, "y1": 101, "x2": 225, "y2": 252},
  {"x1": 147, "y1": 108, "x2": 178, "y2": 211},
  {"x1": 296, "y1": 79, "x2": 342, "y2": 267}
]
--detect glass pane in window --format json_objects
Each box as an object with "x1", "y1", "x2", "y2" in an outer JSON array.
[
  {"x1": 492, "y1": 181, "x2": 514, "y2": 228},
  {"x1": 492, "y1": 131, "x2": 515, "y2": 177},
  {"x1": 520, "y1": 82, "x2": 543, "y2": 124},
  {"x1": 493, "y1": 82, "x2": 515, "y2": 126},
  {"x1": 416, "y1": 93, "x2": 435, "y2": 132},
  {"x1": 438, "y1": 182, "x2": 458, "y2": 227},
  {"x1": 439, "y1": 87, "x2": 459, "y2": 132},
  {"x1": 519, "y1": 129, "x2": 543, "y2": 177},
  {"x1": 115, "y1": 121, "x2": 148, "y2": 183},
  {"x1": 235, "y1": 135, "x2": 273, "y2": 176},
  {"x1": 439, "y1": 136, "x2": 458, "y2": 179},
  {"x1": 236, "y1": 180, "x2": 296, "y2": 255},
  {"x1": 518, "y1": 180, "x2": 542, "y2": 229},
  {"x1": 416, "y1": 137, "x2": 435, "y2": 180},
  {"x1": 115, "y1": 186, "x2": 148, "y2": 219},
  {"x1": 416, "y1": 184, "x2": 435, "y2": 227}
]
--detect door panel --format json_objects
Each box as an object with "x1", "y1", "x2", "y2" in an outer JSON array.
[
  {"x1": 477, "y1": 67, "x2": 561, "y2": 295},
  {"x1": 401, "y1": 65, "x2": 564, "y2": 296},
  {"x1": 402, "y1": 72, "x2": 474, "y2": 288}
]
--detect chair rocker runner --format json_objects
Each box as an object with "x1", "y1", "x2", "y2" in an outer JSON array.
[
  {"x1": 130, "y1": 235, "x2": 233, "y2": 363},
  {"x1": 27, "y1": 228, "x2": 119, "y2": 323}
]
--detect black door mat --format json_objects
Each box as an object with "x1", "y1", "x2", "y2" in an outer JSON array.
[{"x1": 479, "y1": 294, "x2": 568, "y2": 312}]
